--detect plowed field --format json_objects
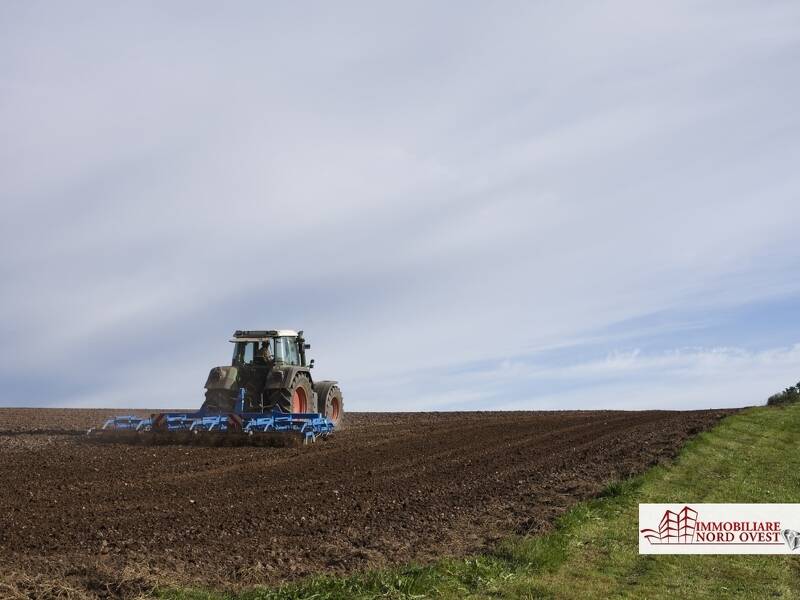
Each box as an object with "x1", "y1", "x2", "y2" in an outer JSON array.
[{"x1": 0, "y1": 408, "x2": 733, "y2": 598}]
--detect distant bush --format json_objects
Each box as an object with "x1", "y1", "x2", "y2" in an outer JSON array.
[{"x1": 767, "y1": 382, "x2": 800, "y2": 406}]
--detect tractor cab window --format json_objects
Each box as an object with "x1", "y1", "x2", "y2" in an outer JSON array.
[
  {"x1": 233, "y1": 341, "x2": 274, "y2": 366},
  {"x1": 232, "y1": 342, "x2": 256, "y2": 365},
  {"x1": 285, "y1": 338, "x2": 300, "y2": 365},
  {"x1": 274, "y1": 337, "x2": 301, "y2": 366}
]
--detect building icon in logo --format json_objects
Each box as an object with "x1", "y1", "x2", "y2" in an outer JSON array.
[{"x1": 641, "y1": 505, "x2": 698, "y2": 544}]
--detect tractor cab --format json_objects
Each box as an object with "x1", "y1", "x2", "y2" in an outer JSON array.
[{"x1": 230, "y1": 330, "x2": 309, "y2": 367}]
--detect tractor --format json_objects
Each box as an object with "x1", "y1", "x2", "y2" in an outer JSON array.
[
  {"x1": 202, "y1": 329, "x2": 343, "y2": 424},
  {"x1": 88, "y1": 329, "x2": 343, "y2": 445}
]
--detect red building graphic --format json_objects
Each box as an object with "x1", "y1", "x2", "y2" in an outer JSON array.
[{"x1": 641, "y1": 506, "x2": 698, "y2": 544}]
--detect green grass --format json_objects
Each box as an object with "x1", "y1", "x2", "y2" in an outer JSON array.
[{"x1": 161, "y1": 403, "x2": 800, "y2": 600}]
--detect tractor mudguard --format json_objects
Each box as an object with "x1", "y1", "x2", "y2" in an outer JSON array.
[{"x1": 263, "y1": 366, "x2": 313, "y2": 391}]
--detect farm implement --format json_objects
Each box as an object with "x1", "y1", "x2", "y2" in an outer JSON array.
[
  {"x1": 89, "y1": 407, "x2": 335, "y2": 447},
  {"x1": 87, "y1": 329, "x2": 343, "y2": 447}
]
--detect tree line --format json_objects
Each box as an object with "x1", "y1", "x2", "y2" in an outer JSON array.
[{"x1": 767, "y1": 382, "x2": 800, "y2": 406}]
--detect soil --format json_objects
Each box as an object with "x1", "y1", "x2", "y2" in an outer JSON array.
[{"x1": 0, "y1": 407, "x2": 734, "y2": 598}]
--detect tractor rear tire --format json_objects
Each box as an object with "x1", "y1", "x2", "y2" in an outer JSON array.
[
  {"x1": 315, "y1": 382, "x2": 343, "y2": 425},
  {"x1": 274, "y1": 373, "x2": 314, "y2": 413}
]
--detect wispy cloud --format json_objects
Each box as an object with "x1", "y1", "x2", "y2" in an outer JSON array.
[{"x1": 354, "y1": 344, "x2": 800, "y2": 412}]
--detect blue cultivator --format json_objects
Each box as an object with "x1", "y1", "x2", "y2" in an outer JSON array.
[{"x1": 88, "y1": 393, "x2": 336, "y2": 447}]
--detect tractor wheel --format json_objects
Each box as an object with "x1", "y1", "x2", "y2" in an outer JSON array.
[
  {"x1": 274, "y1": 373, "x2": 314, "y2": 414},
  {"x1": 315, "y1": 382, "x2": 343, "y2": 425}
]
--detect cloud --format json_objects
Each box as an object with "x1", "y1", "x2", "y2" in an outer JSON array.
[
  {"x1": 355, "y1": 344, "x2": 800, "y2": 412},
  {"x1": 0, "y1": 1, "x2": 798, "y2": 410}
]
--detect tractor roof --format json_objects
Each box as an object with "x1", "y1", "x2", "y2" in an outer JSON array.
[{"x1": 230, "y1": 329, "x2": 299, "y2": 342}]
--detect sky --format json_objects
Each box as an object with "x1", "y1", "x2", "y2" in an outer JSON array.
[{"x1": 1, "y1": 1, "x2": 798, "y2": 411}]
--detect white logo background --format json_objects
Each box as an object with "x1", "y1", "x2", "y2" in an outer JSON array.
[{"x1": 639, "y1": 504, "x2": 800, "y2": 554}]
